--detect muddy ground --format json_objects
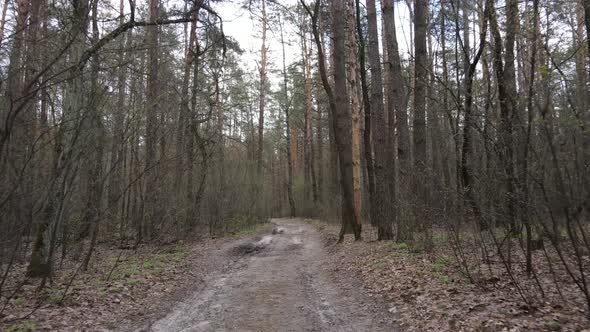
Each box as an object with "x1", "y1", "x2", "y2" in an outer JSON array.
[{"x1": 125, "y1": 218, "x2": 397, "y2": 332}]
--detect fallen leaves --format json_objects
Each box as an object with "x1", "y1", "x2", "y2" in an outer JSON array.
[
  {"x1": 311, "y1": 220, "x2": 590, "y2": 331},
  {"x1": 0, "y1": 238, "x2": 229, "y2": 331}
]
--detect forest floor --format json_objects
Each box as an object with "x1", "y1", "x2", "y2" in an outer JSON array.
[
  {"x1": 3, "y1": 217, "x2": 588, "y2": 331},
  {"x1": 120, "y1": 218, "x2": 397, "y2": 331},
  {"x1": 0, "y1": 226, "x2": 261, "y2": 331},
  {"x1": 312, "y1": 220, "x2": 590, "y2": 331},
  {"x1": 1, "y1": 218, "x2": 398, "y2": 331}
]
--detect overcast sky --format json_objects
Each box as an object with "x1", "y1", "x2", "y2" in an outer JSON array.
[
  {"x1": 213, "y1": 0, "x2": 413, "y2": 86},
  {"x1": 214, "y1": 0, "x2": 301, "y2": 73}
]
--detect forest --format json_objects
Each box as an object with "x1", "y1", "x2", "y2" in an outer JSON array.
[{"x1": 0, "y1": 0, "x2": 589, "y2": 330}]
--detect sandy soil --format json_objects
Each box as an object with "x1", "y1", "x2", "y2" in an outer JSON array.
[{"x1": 129, "y1": 218, "x2": 397, "y2": 332}]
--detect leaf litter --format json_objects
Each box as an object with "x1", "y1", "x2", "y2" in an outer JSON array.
[{"x1": 309, "y1": 220, "x2": 590, "y2": 331}]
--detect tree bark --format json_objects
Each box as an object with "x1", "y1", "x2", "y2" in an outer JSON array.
[
  {"x1": 175, "y1": 2, "x2": 201, "y2": 228},
  {"x1": 301, "y1": 0, "x2": 361, "y2": 240},
  {"x1": 413, "y1": 0, "x2": 428, "y2": 236},
  {"x1": 347, "y1": 0, "x2": 363, "y2": 231},
  {"x1": 279, "y1": 13, "x2": 296, "y2": 217},
  {"x1": 81, "y1": 0, "x2": 104, "y2": 271},
  {"x1": 108, "y1": 0, "x2": 134, "y2": 234},
  {"x1": 382, "y1": 0, "x2": 409, "y2": 240},
  {"x1": 316, "y1": 71, "x2": 324, "y2": 203},
  {"x1": 382, "y1": 0, "x2": 410, "y2": 163},
  {"x1": 302, "y1": 18, "x2": 313, "y2": 204},
  {"x1": 489, "y1": 0, "x2": 518, "y2": 233},
  {"x1": 355, "y1": 0, "x2": 376, "y2": 225},
  {"x1": 257, "y1": 0, "x2": 268, "y2": 177},
  {"x1": 144, "y1": 0, "x2": 160, "y2": 239},
  {"x1": 0, "y1": 0, "x2": 9, "y2": 46},
  {"x1": 366, "y1": 0, "x2": 394, "y2": 240},
  {"x1": 461, "y1": 0, "x2": 491, "y2": 223},
  {"x1": 28, "y1": 0, "x2": 90, "y2": 277}
]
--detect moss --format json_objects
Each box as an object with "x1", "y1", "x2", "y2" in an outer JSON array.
[
  {"x1": 41, "y1": 288, "x2": 64, "y2": 305},
  {"x1": 408, "y1": 242, "x2": 428, "y2": 254},
  {"x1": 432, "y1": 257, "x2": 449, "y2": 273},
  {"x1": 373, "y1": 258, "x2": 387, "y2": 269},
  {"x1": 108, "y1": 259, "x2": 140, "y2": 280},
  {"x1": 13, "y1": 297, "x2": 24, "y2": 306},
  {"x1": 432, "y1": 232, "x2": 448, "y2": 243},
  {"x1": 98, "y1": 287, "x2": 108, "y2": 297},
  {"x1": 142, "y1": 260, "x2": 155, "y2": 269},
  {"x1": 125, "y1": 279, "x2": 138, "y2": 286},
  {"x1": 234, "y1": 223, "x2": 272, "y2": 236},
  {"x1": 108, "y1": 286, "x2": 123, "y2": 294},
  {"x1": 436, "y1": 273, "x2": 451, "y2": 284},
  {"x1": 156, "y1": 245, "x2": 189, "y2": 263},
  {"x1": 26, "y1": 234, "x2": 50, "y2": 278},
  {"x1": 546, "y1": 320, "x2": 562, "y2": 331},
  {"x1": 6, "y1": 320, "x2": 38, "y2": 332},
  {"x1": 389, "y1": 242, "x2": 409, "y2": 251}
]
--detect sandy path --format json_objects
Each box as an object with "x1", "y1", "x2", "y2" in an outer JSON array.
[{"x1": 135, "y1": 218, "x2": 396, "y2": 332}]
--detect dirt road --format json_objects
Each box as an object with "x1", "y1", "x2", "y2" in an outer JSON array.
[{"x1": 135, "y1": 218, "x2": 396, "y2": 332}]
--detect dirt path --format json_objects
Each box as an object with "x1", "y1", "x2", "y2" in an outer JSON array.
[{"x1": 133, "y1": 218, "x2": 397, "y2": 332}]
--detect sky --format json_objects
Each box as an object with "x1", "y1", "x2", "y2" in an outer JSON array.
[
  {"x1": 213, "y1": 0, "x2": 413, "y2": 85},
  {"x1": 214, "y1": 0, "x2": 301, "y2": 75},
  {"x1": 95, "y1": 0, "x2": 414, "y2": 83}
]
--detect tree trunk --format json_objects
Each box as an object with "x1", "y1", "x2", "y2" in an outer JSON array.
[
  {"x1": 279, "y1": 13, "x2": 296, "y2": 217},
  {"x1": 347, "y1": 0, "x2": 363, "y2": 231},
  {"x1": 366, "y1": 0, "x2": 393, "y2": 240},
  {"x1": 301, "y1": 0, "x2": 361, "y2": 240},
  {"x1": 0, "y1": 0, "x2": 9, "y2": 46},
  {"x1": 108, "y1": 0, "x2": 133, "y2": 238},
  {"x1": 175, "y1": 3, "x2": 201, "y2": 228},
  {"x1": 28, "y1": 0, "x2": 89, "y2": 277},
  {"x1": 257, "y1": 0, "x2": 267, "y2": 177},
  {"x1": 579, "y1": 0, "x2": 590, "y2": 192},
  {"x1": 382, "y1": 0, "x2": 410, "y2": 163},
  {"x1": 355, "y1": 0, "x2": 376, "y2": 225},
  {"x1": 413, "y1": 0, "x2": 428, "y2": 236},
  {"x1": 489, "y1": 0, "x2": 518, "y2": 234},
  {"x1": 303, "y1": 19, "x2": 313, "y2": 205},
  {"x1": 461, "y1": 0, "x2": 491, "y2": 224},
  {"x1": 382, "y1": 0, "x2": 409, "y2": 240},
  {"x1": 316, "y1": 71, "x2": 324, "y2": 204},
  {"x1": 144, "y1": 0, "x2": 160, "y2": 239},
  {"x1": 81, "y1": 0, "x2": 104, "y2": 271}
]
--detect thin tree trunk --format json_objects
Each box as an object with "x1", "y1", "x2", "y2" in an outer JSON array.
[
  {"x1": 303, "y1": 19, "x2": 313, "y2": 205},
  {"x1": 279, "y1": 13, "x2": 296, "y2": 217},
  {"x1": 144, "y1": 0, "x2": 160, "y2": 239},
  {"x1": 108, "y1": 0, "x2": 132, "y2": 236},
  {"x1": 316, "y1": 71, "x2": 324, "y2": 203},
  {"x1": 382, "y1": 0, "x2": 409, "y2": 240},
  {"x1": 413, "y1": 0, "x2": 428, "y2": 237},
  {"x1": 382, "y1": 0, "x2": 410, "y2": 162},
  {"x1": 523, "y1": 0, "x2": 540, "y2": 276},
  {"x1": 175, "y1": 3, "x2": 201, "y2": 228},
  {"x1": 0, "y1": 0, "x2": 9, "y2": 46},
  {"x1": 81, "y1": 0, "x2": 104, "y2": 271},
  {"x1": 489, "y1": 0, "x2": 518, "y2": 234},
  {"x1": 28, "y1": 0, "x2": 89, "y2": 278},
  {"x1": 355, "y1": 0, "x2": 376, "y2": 225},
  {"x1": 461, "y1": 0, "x2": 491, "y2": 223},
  {"x1": 440, "y1": 0, "x2": 453, "y2": 193},
  {"x1": 257, "y1": 0, "x2": 267, "y2": 178},
  {"x1": 366, "y1": 0, "x2": 394, "y2": 240}
]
